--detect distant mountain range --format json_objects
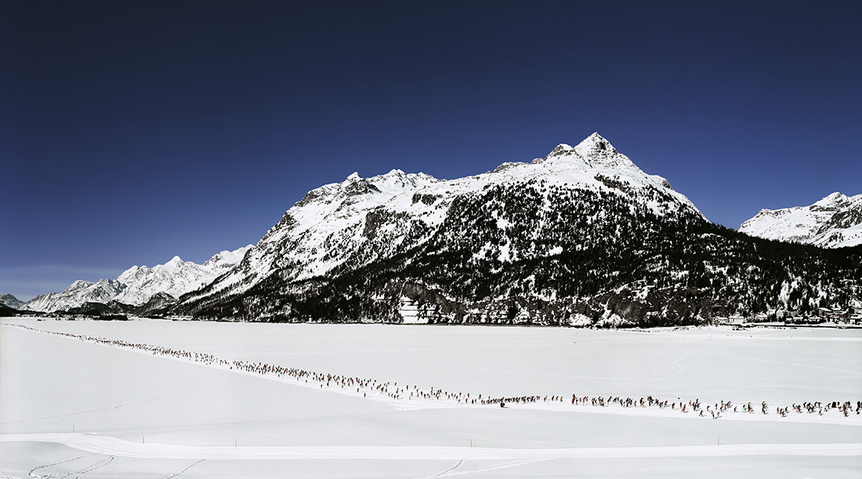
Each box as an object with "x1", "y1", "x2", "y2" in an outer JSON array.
[
  {"x1": 8, "y1": 134, "x2": 861, "y2": 325},
  {"x1": 739, "y1": 192, "x2": 862, "y2": 248},
  {"x1": 20, "y1": 246, "x2": 251, "y2": 315}
]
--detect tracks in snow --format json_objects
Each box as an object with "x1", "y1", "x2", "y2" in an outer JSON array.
[{"x1": 6, "y1": 323, "x2": 862, "y2": 425}]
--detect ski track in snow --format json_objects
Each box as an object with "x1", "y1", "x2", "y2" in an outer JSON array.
[
  {"x1": 6, "y1": 323, "x2": 862, "y2": 425},
  {"x1": 429, "y1": 458, "x2": 464, "y2": 477},
  {"x1": 2, "y1": 434, "x2": 860, "y2": 461},
  {"x1": 26, "y1": 452, "x2": 114, "y2": 478},
  {"x1": 671, "y1": 347, "x2": 704, "y2": 376},
  {"x1": 23, "y1": 452, "x2": 99, "y2": 478},
  {"x1": 421, "y1": 458, "x2": 550, "y2": 478},
  {"x1": 158, "y1": 459, "x2": 205, "y2": 479}
]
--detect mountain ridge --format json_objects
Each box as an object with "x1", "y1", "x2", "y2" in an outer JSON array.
[
  {"x1": 739, "y1": 192, "x2": 862, "y2": 248},
  {"x1": 171, "y1": 133, "x2": 860, "y2": 325},
  {"x1": 175, "y1": 133, "x2": 705, "y2": 319},
  {"x1": 22, "y1": 245, "x2": 252, "y2": 313}
]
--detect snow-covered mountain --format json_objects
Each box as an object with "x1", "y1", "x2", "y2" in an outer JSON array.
[
  {"x1": 112, "y1": 247, "x2": 251, "y2": 306},
  {"x1": 0, "y1": 293, "x2": 25, "y2": 309},
  {"x1": 739, "y1": 192, "x2": 862, "y2": 248},
  {"x1": 178, "y1": 133, "x2": 704, "y2": 316},
  {"x1": 23, "y1": 245, "x2": 252, "y2": 313},
  {"x1": 174, "y1": 133, "x2": 860, "y2": 325},
  {"x1": 23, "y1": 279, "x2": 124, "y2": 313}
]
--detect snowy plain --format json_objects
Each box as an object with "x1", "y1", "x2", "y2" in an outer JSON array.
[{"x1": 1, "y1": 318, "x2": 860, "y2": 478}]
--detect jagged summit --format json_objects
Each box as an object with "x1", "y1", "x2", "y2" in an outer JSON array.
[
  {"x1": 165, "y1": 256, "x2": 185, "y2": 267},
  {"x1": 550, "y1": 133, "x2": 632, "y2": 170},
  {"x1": 544, "y1": 132, "x2": 609, "y2": 155},
  {"x1": 533, "y1": 133, "x2": 636, "y2": 173},
  {"x1": 740, "y1": 192, "x2": 862, "y2": 248},
  {"x1": 578, "y1": 131, "x2": 615, "y2": 151},
  {"x1": 297, "y1": 133, "x2": 673, "y2": 216},
  {"x1": 813, "y1": 192, "x2": 851, "y2": 209}
]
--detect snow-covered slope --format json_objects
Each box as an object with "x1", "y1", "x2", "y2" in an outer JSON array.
[
  {"x1": 112, "y1": 246, "x2": 253, "y2": 306},
  {"x1": 739, "y1": 192, "x2": 862, "y2": 248},
  {"x1": 179, "y1": 133, "x2": 704, "y2": 314},
  {"x1": 0, "y1": 293, "x2": 26, "y2": 309},
  {"x1": 23, "y1": 245, "x2": 252, "y2": 312},
  {"x1": 23, "y1": 279, "x2": 125, "y2": 313}
]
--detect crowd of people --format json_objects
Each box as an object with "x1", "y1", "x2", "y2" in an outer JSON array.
[{"x1": 11, "y1": 323, "x2": 861, "y2": 419}]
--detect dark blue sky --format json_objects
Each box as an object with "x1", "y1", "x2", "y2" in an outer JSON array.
[{"x1": 2, "y1": 1, "x2": 860, "y2": 300}]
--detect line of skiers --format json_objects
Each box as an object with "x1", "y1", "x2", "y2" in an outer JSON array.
[{"x1": 12, "y1": 323, "x2": 862, "y2": 419}]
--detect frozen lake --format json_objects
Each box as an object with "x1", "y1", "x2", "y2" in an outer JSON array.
[{"x1": 2, "y1": 318, "x2": 860, "y2": 478}]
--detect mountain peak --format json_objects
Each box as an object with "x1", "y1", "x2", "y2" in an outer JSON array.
[
  {"x1": 573, "y1": 132, "x2": 618, "y2": 157},
  {"x1": 550, "y1": 143, "x2": 574, "y2": 154},
  {"x1": 580, "y1": 131, "x2": 610, "y2": 146},
  {"x1": 339, "y1": 172, "x2": 381, "y2": 196},
  {"x1": 814, "y1": 192, "x2": 848, "y2": 207},
  {"x1": 541, "y1": 133, "x2": 619, "y2": 162},
  {"x1": 204, "y1": 244, "x2": 252, "y2": 268},
  {"x1": 536, "y1": 133, "x2": 645, "y2": 180},
  {"x1": 67, "y1": 280, "x2": 95, "y2": 291}
]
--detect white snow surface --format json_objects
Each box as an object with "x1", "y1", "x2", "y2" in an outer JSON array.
[
  {"x1": 184, "y1": 133, "x2": 705, "y2": 307},
  {"x1": 22, "y1": 245, "x2": 252, "y2": 312},
  {"x1": 3, "y1": 433, "x2": 859, "y2": 460},
  {"x1": 1, "y1": 319, "x2": 860, "y2": 478},
  {"x1": 739, "y1": 192, "x2": 862, "y2": 248}
]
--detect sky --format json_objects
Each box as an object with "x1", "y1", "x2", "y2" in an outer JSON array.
[{"x1": 2, "y1": 1, "x2": 860, "y2": 301}]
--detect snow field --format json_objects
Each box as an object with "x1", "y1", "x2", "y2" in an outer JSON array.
[
  {"x1": 4, "y1": 322, "x2": 861, "y2": 424},
  {"x1": 4, "y1": 433, "x2": 860, "y2": 460},
  {"x1": 9, "y1": 319, "x2": 860, "y2": 406},
  {"x1": 2, "y1": 318, "x2": 861, "y2": 478}
]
